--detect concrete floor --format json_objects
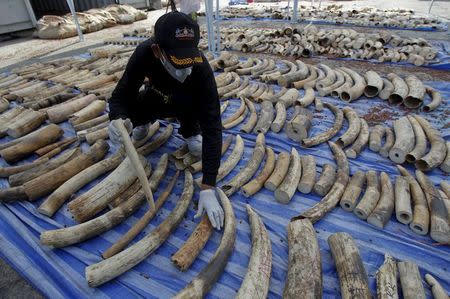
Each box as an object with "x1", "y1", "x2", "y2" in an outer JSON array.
[{"x1": 0, "y1": 0, "x2": 448, "y2": 298}]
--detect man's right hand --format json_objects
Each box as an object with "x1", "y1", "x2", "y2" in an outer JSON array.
[{"x1": 108, "y1": 118, "x2": 132, "y2": 145}]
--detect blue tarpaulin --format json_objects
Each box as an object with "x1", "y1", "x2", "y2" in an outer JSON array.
[{"x1": 0, "y1": 64, "x2": 449, "y2": 298}]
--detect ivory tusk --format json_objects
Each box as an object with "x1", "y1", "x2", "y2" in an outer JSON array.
[
  {"x1": 23, "y1": 140, "x2": 109, "y2": 201},
  {"x1": 220, "y1": 101, "x2": 229, "y2": 115},
  {"x1": 379, "y1": 127, "x2": 395, "y2": 158},
  {"x1": 241, "y1": 147, "x2": 275, "y2": 197},
  {"x1": 32, "y1": 93, "x2": 82, "y2": 111},
  {"x1": 173, "y1": 188, "x2": 236, "y2": 298},
  {"x1": 294, "y1": 142, "x2": 349, "y2": 223},
  {"x1": 0, "y1": 109, "x2": 33, "y2": 137},
  {"x1": 286, "y1": 106, "x2": 312, "y2": 142},
  {"x1": 394, "y1": 176, "x2": 414, "y2": 224},
  {"x1": 264, "y1": 151, "x2": 290, "y2": 191},
  {"x1": 46, "y1": 94, "x2": 97, "y2": 123},
  {"x1": 413, "y1": 115, "x2": 446, "y2": 171},
  {"x1": 277, "y1": 61, "x2": 309, "y2": 87},
  {"x1": 86, "y1": 170, "x2": 194, "y2": 287},
  {"x1": 404, "y1": 75, "x2": 425, "y2": 109},
  {"x1": 302, "y1": 103, "x2": 344, "y2": 148},
  {"x1": 296, "y1": 87, "x2": 315, "y2": 107},
  {"x1": 440, "y1": 142, "x2": 450, "y2": 173},
  {"x1": 137, "y1": 124, "x2": 173, "y2": 156},
  {"x1": 422, "y1": 86, "x2": 442, "y2": 112},
  {"x1": 425, "y1": 274, "x2": 449, "y2": 299},
  {"x1": 240, "y1": 99, "x2": 257, "y2": 134},
  {"x1": 389, "y1": 116, "x2": 415, "y2": 164},
  {"x1": 0, "y1": 157, "x2": 49, "y2": 178},
  {"x1": 367, "y1": 172, "x2": 394, "y2": 228},
  {"x1": 336, "y1": 107, "x2": 361, "y2": 148},
  {"x1": 275, "y1": 148, "x2": 301, "y2": 204},
  {"x1": 415, "y1": 170, "x2": 450, "y2": 244},
  {"x1": 35, "y1": 137, "x2": 77, "y2": 156},
  {"x1": 340, "y1": 170, "x2": 365, "y2": 211},
  {"x1": 0, "y1": 186, "x2": 28, "y2": 202},
  {"x1": 315, "y1": 64, "x2": 336, "y2": 89},
  {"x1": 0, "y1": 124, "x2": 64, "y2": 164},
  {"x1": 315, "y1": 97, "x2": 324, "y2": 112},
  {"x1": 221, "y1": 133, "x2": 265, "y2": 196},
  {"x1": 405, "y1": 115, "x2": 427, "y2": 163},
  {"x1": 84, "y1": 127, "x2": 108, "y2": 145},
  {"x1": 68, "y1": 154, "x2": 148, "y2": 223},
  {"x1": 189, "y1": 134, "x2": 233, "y2": 174},
  {"x1": 236, "y1": 205, "x2": 272, "y2": 299},
  {"x1": 376, "y1": 255, "x2": 398, "y2": 299},
  {"x1": 379, "y1": 78, "x2": 394, "y2": 100},
  {"x1": 218, "y1": 73, "x2": 241, "y2": 98},
  {"x1": 283, "y1": 219, "x2": 321, "y2": 299},
  {"x1": 271, "y1": 102, "x2": 286, "y2": 133},
  {"x1": 331, "y1": 67, "x2": 352, "y2": 98},
  {"x1": 354, "y1": 171, "x2": 380, "y2": 220},
  {"x1": 297, "y1": 155, "x2": 317, "y2": 194},
  {"x1": 328, "y1": 232, "x2": 371, "y2": 299},
  {"x1": 133, "y1": 121, "x2": 160, "y2": 149},
  {"x1": 345, "y1": 118, "x2": 369, "y2": 158},
  {"x1": 6, "y1": 110, "x2": 47, "y2": 138},
  {"x1": 369, "y1": 125, "x2": 385, "y2": 152},
  {"x1": 339, "y1": 67, "x2": 366, "y2": 102},
  {"x1": 293, "y1": 65, "x2": 317, "y2": 89},
  {"x1": 223, "y1": 77, "x2": 249, "y2": 99},
  {"x1": 387, "y1": 73, "x2": 408, "y2": 105},
  {"x1": 363, "y1": 70, "x2": 383, "y2": 97},
  {"x1": 38, "y1": 153, "x2": 123, "y2": 217},
  {"x1": 40, "y1": 163, "x2": 151, "y2": 248},
  {"x1": 69, "y1": 100, "x2": 107, "y2": 126},
  {"x1": 209, "y1": 134, "x2": 244, "y2": 183},
  {"x1": 398, "y1": 261, "x2": 426, "y2": 299},
  {"x1": 9, "y1": 147, "x2": 80, "y2": 186},
  {"x1": 313, "y1": 163, "x2": 336, "y2": 197},
  {"x1": 253, "y1": 101, "x2": 274, "y2": 134},
  {"x1": 0, "y1": 106, "x2": 25, "y2": 129},
  {"x1": 222, "y1": 98, "x2": 246, "y2": 127}
]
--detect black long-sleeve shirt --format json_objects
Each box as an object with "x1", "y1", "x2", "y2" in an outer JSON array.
[{"x1": 109, "y1": 38, "x2": 222, "y2": 186}]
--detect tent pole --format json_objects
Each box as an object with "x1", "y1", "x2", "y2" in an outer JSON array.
[{"x1": 66, "y1": 0, "x2": 84, "y2": 42}]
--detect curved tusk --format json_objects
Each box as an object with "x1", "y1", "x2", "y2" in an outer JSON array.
[
  {"x1": 331, "y1": 67, "x2": 352, "y2": 98},
  {"x1": 376, "y1": 255, "x2": 398, "y2": 299},
  {"x1": 294, "y1": 142, "x2": 348, "y2": 222},
  {"x1": 336, "y1": 106, "x2": 361, "y2": 148},
  {"x1": 209, "y1": 134, "x2": 245, "y2": 183},
  {"x1": 223, "y1": 77, "x2": 249, "y2": 99},
  {"x1": 47, "y1": 94, "x2": 97, "y2": 123},
  {"x1": 296, "y1": 87, "x2": 315, "y2": 107},
  {"x1": 241, "y1": 147, "x2": 275, "y2": 197},
  {"x1": 40, "y1": 163, "x2": 151, "y2": 248},
  {"x1": 315, "y1": 64, "x2": 336, "y2": 90},
  {"x1": 404, "y1": 75, "x2": 425, "y2": 109},
  {"x1": 396, "y1": 165, "x2": 429, "y2": 235},
  {"x1": 102, "y1": 169, "x2": 179, "y2": 259},
  {"x1": 378, "y1": 77, "x2": 394, "y2": 100},
  {"x1": 422, "y1": 86, "x2": 442, "y2": 112},
  {"x1": 297, "y1": 155, "x2": 317, "y2": 194},
  {"x1": 313, "y1": 163, "x2": 336, "y2": 197},
  {"x1": 283, "y1": 219, "x2": 322, "y2": 298},
  {"x1": 264, "y1": 151, "x2": 290, "y2": 191},
  {"x1": 240, "y1": 99, "x2": 257, "y2": 134},
  {"x1": 398, "y1": 261, "x2": 426, "y2": 299},
  {"x1": 285, "y1": 106, "x2": 312, "y2": 142},
  {"x1": 363, "y1": 70, "x2": 383, "y2": 97},
  {"x1": 302, "y1": 103, "x2": 344, "y2": 148},
  {"x1": 85, "y1": 170, "x2": 194, "y2": 287},
  {"x1": 292, "y1": 65, "x2": 317, "y2": 89},
  {"x1": 236, "y1": 205, "x2": 272, "y2": 299},
  {"x1": 354, "y1": 171, "x2": 380, "y2": 220},
  {"x1": 189, "y1": 134, "x2": 233, "y2": 174},
  {"x1": 38, "y1": 153, "x2": 123, "y2": 217},
  {"x1": 425, "y1": 274, "x2": 448, "y2": 299},
  {"x1": 133, "y1": 121, "x2": 160, "y2": 149},
  {"x1": 278, "y1": 88, "x2": 299, "y2": 107},
  {"x1": 415, "y1": 170, "x2": 450, "y2": 244},
  {"x1": 215, "y1": 72, "x2": 233, "y2": 88},
  {"x1": 221, "y1": 133, "x2": 265, "y2": 196},
  {"x1": 405, "y1": 115, "x2": 427, "y2": 163},
  {"x1": 23, "y1": 140, "x2": 109, "y2": 201},
  {"x1": 173, "y1": 188, "x2": 235, "y2": 298},
  {"x1": 68, "y1": 155, "x2": 148, "y2": 223},
  {"x1": 367, "y1": 172, "x2": 395, "y2": 228},
  {"x1": 222, "y1": 98, "x2": 246, "y2": 126},
  {"x1": 220, "y1": 101, "x2": 229, "y2": 115},
  {"x1": 271, "y1": 102, "x2": 287, "y2": 133},
  {"x1": 275, "y1": 148, "x2": 301, "y2": 204},
  {"x1": 318, "y1": 69, "x2": 344, "y2": 97},
  {"x1": 413, "y1": 115, "x2": 446, "y2": 171},
  {"x1": 339, "y1": 67, "x2": 366, "y2": 102},
  {"x1": 339, "y1": 170, "x2": 365, "y2": 212},
  {"x1": 394, "y1": 176, "x2": 412, "y2": 224},
  {"x1": 440, "y1": 142, "x2": 450, "y2": 173},
  {"x1": 328, "y1": 232, "x2": 371, "y2": 299},
  {"x1": 0, "y1": 124, "x2": 64, "y2": 164},
  {"x1": 253, "y1": 101, "x2": 274, "y2": 134},
  {"x1": 138, "y1": 124, "x2": 173, "y2": 156},
  {"x1": 387, "y1": 73, "x2": 408, "y2": 105},
  {"x1": 379, "y1": 127, "x2": 395, "y2": 158},
  {"x1": 389, "y1": 116, "x2": 414, "y2": 164},
  {"x1": 277, "y1": 60, "x2": 309, "y2": 87},
  {"x1": 9, "y1": 147, "x2": 81, "y2": 186},
  {"x1": 218, "y1": 73, "x2": 241, "y2": 98},
  {"x1": 345, "y1": 118, "x2": 369, "y2": 158}
]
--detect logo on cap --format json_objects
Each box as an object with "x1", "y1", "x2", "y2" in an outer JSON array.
[{"x1": 175, "y1": 27, "x2": 195, "y2": 40}]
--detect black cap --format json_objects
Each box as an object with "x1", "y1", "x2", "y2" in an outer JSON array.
[{"x1": 154, "y1": 12, "x2": 203, "y2": 69}]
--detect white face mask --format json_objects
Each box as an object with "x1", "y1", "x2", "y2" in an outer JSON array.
[{"x1": 159, "y1": 51, "x2": 193, "y2": 83}]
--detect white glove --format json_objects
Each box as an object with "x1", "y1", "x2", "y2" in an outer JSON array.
[
  {"x1": 186, "y1": 134, "x2": 202, "y2": 157},
  {"x1": 194, "y1": 189, "x2": 224, "y2": 230},
  {"x1": 132, "y1": 124, "x2": 149, "y2": 141},
  {"x1": 108, "y1": 118, "x2": 132, "y2": 145}
]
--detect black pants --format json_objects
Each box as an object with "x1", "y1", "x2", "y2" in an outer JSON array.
[{"x1": 128, "y1": 87, "x2": 201, "y2": 138}]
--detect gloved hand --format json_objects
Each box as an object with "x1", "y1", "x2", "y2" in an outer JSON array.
[
  {"x1": 194, "y1": 188, "x2": 224, "y2": 230},
  {"x1": 108, "y1": 118, "x2": 132, "y2": 145},
  {"x1": 186, "y1": 134, "x2": 202, "y2": 157},
  {"x1": 132, "y1": 124, "x2": 149, "y2": 141}
]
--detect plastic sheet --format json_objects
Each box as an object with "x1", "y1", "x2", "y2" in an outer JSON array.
[{"x1": 0, "y1": 75, "x2": 449, "y2": 299}]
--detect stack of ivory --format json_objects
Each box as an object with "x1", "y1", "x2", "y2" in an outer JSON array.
[
  {"x1": 200, "y1": 26, "x2": 438, "y2": 66},
  {"x1": 215, "y1": 5, "x2": 445, "y2": 30}
]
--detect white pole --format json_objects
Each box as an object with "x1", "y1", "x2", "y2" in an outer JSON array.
[
  {"x1": 428, "y1": 0, "x2": 435, "y2": 14},
  {"x1": 292, "y1": 0, "x2": 298, "y2": 23},
  {"x1": 66, "y1": 0, "x2": 84, "y2": 42},
  {"x1": 23, "y1": 0, "x2": 37, "y2": 26}
]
